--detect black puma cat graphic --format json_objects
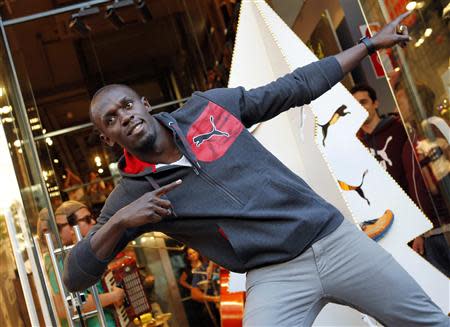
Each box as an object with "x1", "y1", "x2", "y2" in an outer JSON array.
[
  {"x1": 338, "y1": 169, "x2": 370, "y2": 205},
  {"x1": 319, "y1": 105, "x2": 349, "y2": 146},
  {"x1": 193, "y1": 115, "x2": 230, "y2": 147}
]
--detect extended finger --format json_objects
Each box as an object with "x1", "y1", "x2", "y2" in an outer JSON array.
[
  {"x1": 392, "y1": 10, "x2": 413, "y2": 25},
  {"x1": 154, "y1": 179, "x2": 182, "y2": 196}
]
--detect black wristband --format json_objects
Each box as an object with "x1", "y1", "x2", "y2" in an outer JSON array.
[
  {"x1": 428, "y1": 147, "x2": 443, "y2": 162},
  {"x1": 358, "y1": 36, "x2": 376, "y2": 55}
]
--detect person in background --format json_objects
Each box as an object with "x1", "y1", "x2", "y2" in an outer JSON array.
[
  {"x1": 179, "y1": 248, "x2": 220, "y2": 327},
  {"x1": 352, "y1": 84, "x2": 450, "y2": 277},
  {"x1": 48, "y1": 201, "x2": 123, "y2": 326}
]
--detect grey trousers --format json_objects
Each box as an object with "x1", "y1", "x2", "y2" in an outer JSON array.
[{"x1": 244, "y1": 219, "x2": 449, "y2": 327}]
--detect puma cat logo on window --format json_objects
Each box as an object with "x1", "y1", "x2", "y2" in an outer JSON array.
[
  {"x1": 193, "y1": 115, "x2": 230, "y2": 147},
  {"x1": 338, "y1": 169, "x2": 370, "y2": 205},
  {"x1": 370, "y1": 136, "x2": 393, "y2": 170},
  {"x1": 319, "y1": 105, "x2": 350, "y2": 146}
]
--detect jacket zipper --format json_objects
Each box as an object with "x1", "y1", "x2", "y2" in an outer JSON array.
[{"x1": 198, "y1": 169, "x2": 244, "y2": 207}]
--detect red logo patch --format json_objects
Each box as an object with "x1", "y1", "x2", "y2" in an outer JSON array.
[{"x1": 187, "y1": 102, "x2": 243, "y2": 162}]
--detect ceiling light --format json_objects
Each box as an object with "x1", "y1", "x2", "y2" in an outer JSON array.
[
  {"x1": 406, "y1": 1, "x2": 417, "y2": 11},
  {"x1": 69, "y1": 17, "x2": 91, "y2": 36},
  {"x1": 98, "y1": 168, "x2": 104, "y2": 174},
  {"x1": 416, "y1": 1, "x2": 425, "y2": 9},
  {"x1": 136, "y1": 0, "x2": 152, "y2": 23},
  {"x1": 414, "y1": 36, "x2": 425, "y2": 47},
  {"x1": 424, "y1": 28, "x2": 432, "y2": 37},
  {"x1": 2, "y1": 117, "x2": 14, "y2": 123},
  {"x1": 105, "y1": 0, "x2": 134, "y2": 30},
  {"x1": 394, "y1": 67, "x2": 401, "y2": 72},
  {"x1": 105, "y1": 8, "x2": 125, "y2": 30},
  {"x1": 69, "y1": 7, "x2": 100, "y2": 36},
  {"x1": 0, "y1": 105, "x2": 12, "y2": 114},
  {"x1": 45, "y1": 137, "x2": 53, "y2": 146}
]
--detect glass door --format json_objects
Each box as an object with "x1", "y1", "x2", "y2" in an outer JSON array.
[{"x1": 0, "y1": 16, "x2": 59, "y2": 326}]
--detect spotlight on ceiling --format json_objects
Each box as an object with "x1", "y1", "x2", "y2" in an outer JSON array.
[
  {"x1": 105, "y1": 0, "x2": 134, "y2": 30},
  {"x1": 105, "y1": 7, "x2": 125, "y2": 30},
  {"x1": 69, "y1": 7, "x2": 100, "y2": 36},
  {"x1": 69, "y1": 17, "x2": 91, "y2": 35},
  {"x1": 135, "y1": 0, "x2": 152, "y2": 23}
]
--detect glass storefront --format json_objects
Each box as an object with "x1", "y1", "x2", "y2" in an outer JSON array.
[
  {"x1": 357, "y1": 0, "x2": 450, "y2": 257},
  {"x1": 0, "y1": 1, "x2": 238, "y2": 326}
]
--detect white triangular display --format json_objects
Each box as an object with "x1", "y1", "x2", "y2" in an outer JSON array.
[{"x1": 227, "y1": 0, "x2": 449, "y2": 324}]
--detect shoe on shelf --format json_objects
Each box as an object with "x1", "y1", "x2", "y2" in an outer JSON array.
[{"x1": 360, "y1": 209, "x2": 394, "y2": 242}]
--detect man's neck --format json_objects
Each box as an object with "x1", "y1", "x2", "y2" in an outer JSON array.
[{"x1": 362, "y1": 115, "x2": 381, "y2": 134}]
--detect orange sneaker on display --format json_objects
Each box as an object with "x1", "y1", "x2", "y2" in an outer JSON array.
[{"x1": 360, "y1": 209, "x2": 394, "y2": 241}]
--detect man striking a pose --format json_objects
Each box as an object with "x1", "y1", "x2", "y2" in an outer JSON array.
[{"x1": 64, "y1": 12, "x2": 449, "y2": 326}]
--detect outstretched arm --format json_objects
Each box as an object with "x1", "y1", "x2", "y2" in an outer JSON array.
[
  {"x1": 335, "y1": 11, "x2": 411, "y2": 74},
  {"x1": 209, "y1": 12, "x2": 412, "y2": 128}
]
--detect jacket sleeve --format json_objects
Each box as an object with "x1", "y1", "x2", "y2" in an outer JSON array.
[
  {"x1": 202, "y1": 56, "x2": 343, "y2": 128},
  {"x1": 63, "y1": 183, "x2": 141, "y2": 292}
]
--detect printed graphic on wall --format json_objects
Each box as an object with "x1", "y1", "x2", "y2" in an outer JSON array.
[
  {"x1": 338, "y1": 169, "x2": 370, "y2": 205},
  {"x1": 227, "y1": 0, "x2": 448, "y2": 325},
  {"x1": 318, "y1": 104, "x2": 349, "y2": 146}
]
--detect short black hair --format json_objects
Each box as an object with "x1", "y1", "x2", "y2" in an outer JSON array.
[
  {"x1": 350, "y1": 84, "x2": 378, "y2": 102},
  {"x1": 89, "y1": 84, "x2": 140, "y2": 123}
]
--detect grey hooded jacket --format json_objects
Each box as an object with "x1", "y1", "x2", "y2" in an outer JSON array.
[{"x1": 64, "y1": 56, "x2": 345, "y2": 292}]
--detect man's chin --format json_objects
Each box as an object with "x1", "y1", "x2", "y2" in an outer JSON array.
[{"x1": 133, "y1": 134, "x2": 156, "y2": 154}]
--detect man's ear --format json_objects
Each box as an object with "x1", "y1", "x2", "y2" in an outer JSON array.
[
  {"x1": 142, "y1": 97, "x2": 152, "y2": 112},
  {"x1": 374, "y1": 99, "x2": 380, "y2": 109},
  {"x1": 99, "y1": 133, "x2": 115, "y2": 147}
]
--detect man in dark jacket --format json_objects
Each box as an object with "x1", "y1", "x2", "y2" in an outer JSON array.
[
  {"x1": 353, "y1": 84, "x2": 450, "y2": 277},
  {"x1": 64, "y1": 12, "x2": 449, "y2": 326}
]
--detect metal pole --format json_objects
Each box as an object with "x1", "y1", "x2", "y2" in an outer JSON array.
[
  {"x1": 73, "y1": 225, "x2": 107, "y2": 327},
  {"x1": 33, "y1": 97, "x2": 190, "y2": 141},
  {"x1": 2, "y1": 0, "x2": 111, "y2": 26},
  {"x1": 0, "y1": 17, "x2": 65, "y2": 252},
  {"x1": 3, "y1": 209, "x2": 40, "y2": 326},
  {"x1": 45, "y1": 233, "x2": 76, "y2": 327},
  {"x1": 34, "y1": 235, "x2": 61, "y2": 327}
]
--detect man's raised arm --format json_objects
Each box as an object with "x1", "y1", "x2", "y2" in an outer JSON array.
[
  {"x1": 335, "y1": 11, "x2": 411, "y2": 74},
  {"x1": 212, "y1": 11, "x2": 412, "y2": 128}
]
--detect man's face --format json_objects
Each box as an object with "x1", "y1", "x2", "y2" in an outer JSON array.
[
  {"x1": 73, "y1": 207, "x2": 95, "y2": 237},
  {"x1": 91, "y1": 86, "x2": 158, "y2": 154},
  {"x1": 55, "y1": 214, "x2": 74, "y2": 246},
  {"x1": 353, "y1": 91, "x2": 379, "y2": 125}
]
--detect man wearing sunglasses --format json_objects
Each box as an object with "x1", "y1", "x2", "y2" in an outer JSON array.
[
  {"x1": 56, "y1": 200, "x2": 97, "y2": 238},
  {"x1": 55, "y1": 201, "x2": 124, "y2": 327}
]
